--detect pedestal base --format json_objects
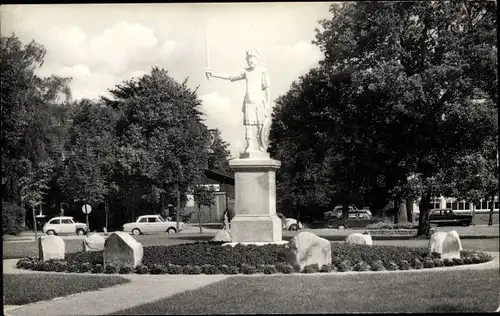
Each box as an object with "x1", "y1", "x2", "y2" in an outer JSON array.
[
  {"x1": 229, "y1": 156, "x2": 282, "y2": 243},
  {"x1": 230, "y1": 215, "x2": 283, "y2": 243}
]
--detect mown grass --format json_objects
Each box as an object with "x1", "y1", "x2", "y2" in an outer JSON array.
[
  {"x1": 110, "y1": 268, "x2": 500, "y2": 314},
  {"x1": 3, "y1": 273, "x2": 130, "y2": 305}
]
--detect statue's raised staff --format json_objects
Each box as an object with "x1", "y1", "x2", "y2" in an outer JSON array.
[{"x1": 205, "y1": 49, "x2": 272, "y2": 157}]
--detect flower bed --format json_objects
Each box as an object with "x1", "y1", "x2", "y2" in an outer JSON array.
[
  {"x1": 16, "y1": 242, "x2": 493, "y2": 275},
  {"x1": 366, "y1": 222, "x2": 418, "y2": 230},
  {"x1": 366, "y1": 229, "x2": 417, "y2": 236}
]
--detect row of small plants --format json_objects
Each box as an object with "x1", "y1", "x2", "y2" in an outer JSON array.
[
  {"x1": 365, "y1": 222, "x2": 418, "y2": 230},
  {"x1": 16, "y1": 253, "x2": 492, "y2": 275},
  {"x1": 16, "y1": 242, "x2": 493, "y2": 275}
]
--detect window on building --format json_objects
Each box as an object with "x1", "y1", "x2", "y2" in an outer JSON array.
[
  {"x1": 446, "y1": 202, "x2": 452, "y2": 209},
  {"x1": 475, "y1": 202, "x2": 481, "y2": 210},
  {"x1": 451, "y1": 202, "x2": 458, "y2": 210},
  {"x1": 495, "y1": 202, "x2": 499, "y2": 210},
  {"x1": 481, "y1": 201, "x2": 488, "y2": 210},
  {"x1": 464, "y1": 203, "x2": 470, "y2": 210},
  {"x1": 458, "y1": 202, "x2": 465, "y2": 210}
]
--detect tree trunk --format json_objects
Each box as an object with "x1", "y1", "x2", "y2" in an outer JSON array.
[
  {"x1": 406, "y1": 197, "x2": 413, "y2": 222},
  {"x1": 342, "y1": 201, "x2": 349, "y2": 220},
  {"x1": 198, "y1": 204, "x2": 203, "y2": 233},
  {"x1": 417, "y1": 189, "x2": 432, "y2": 236},
  {"x1": 296, "y1": 203, "x2": 300, "y2": 224},
  {"x1": 488, "y1": 195, "x2": 494, "y2": 226}
]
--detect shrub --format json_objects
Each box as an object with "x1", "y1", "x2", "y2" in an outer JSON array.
[
  {"x1": 433, "y1": 259, "x2": 444, "y2": 267},
  {"x1": 386, "y1": 261, "x2": 398, "y2": 271},
  {"x1": 68, "y1": 263, "x2": 80, "y2": 273},
  {"x1": 462, "y1": 257, "x2": 472, "y2": 265},
  {"x1": 430, "y1": 252, "x2": 441, "y2": 259},
  {"x1": 201, "y1": 264, "x2": 220, "y2": 275},
  {"x1": 91, "y1": 264, "x2": 104, "y2": 273},
  {"x1": 105, "y1": 263, "x2": 119, "y2": 274},
  {"x1": 240, "y1": 264, "x2": 257, "y2": 274},
  {"x1": 66, "y1": 251, "x2": 104, "y2": 265},
  {"x1": 217, "y1": 264, "x2": 232, "y2": 274},
  {"x1": 135, "y1": 265, "x2": 149, "y2": 274},
  {"x1": 227, "y1": 265, "x2": 239, "y2": 274},
  {"x1": 119, "y1": 265, "x2": 133, "y2": 274},
  {"x1": 276, "y1": 262, "x2": 294, "y2": 274},
  {"x1": 471, "y1": 255, "x2": 481, "y2": 264},
  {"x1": 166, "y1": 264, "x2": 183, "y2": 274},
  {"x1": 263, "y1": 265, "x2": 278, "y2": 274},
  {"x1": 150, "y1": 264, "x2": 167, "y2": 274},
  {"x1": 423, "y1": 260, "x2": 435, "y2": 268},
  {"x1": 411, "y1": 259, "x2": 423, "y2": 269},
  {"x1": 366, "y1": 222, "x2": 417, "y2": 230},
  {"x1": 184, "y1": 265, "x2": 202, "y2": 275},
  {"x1": 443, "y1": 259, "x2": 454, "y2": 267},
  {"x1": 320, "y1": 264, "x2": 334, "y2": 273},
  {"x1": 302, "y1": 264, "x2": 320, "y2": 273},
  {"x1": 397, "y1": 260, "x2": 409, "y2": 270},
  {"x1": 452, "y1": 258, "x2": 464, "y2": 266},
  {"x1": 371, "y1": 260, "x2": 385, "y2": 271},
  {"x1": 55, "y1": 261, "x2": 68, "y2": 272},
  {"x1": 337, "y1": 260, "x2": 352, "y2": 272},
  {"x1": 2, "y1": 201, "x2": 25, "y2": 235},
  {"x1": 255, "y1": 264, "x2": 267, "y2": 274},
  {"x1": 79, "y1": 262, "x2": 92, "y2": 273},
  {"x1": 353, "y1": 261, "x2": 371, "y2": 272}
]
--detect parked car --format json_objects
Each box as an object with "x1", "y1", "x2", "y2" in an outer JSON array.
[
  {"x1": 324, "y1": 205, "x2": 372, "y2": 219},
  {"x1": 308, "y1": 210, "x2": 379, "y2": 229},
  {"x1": 123, "y1": 215, "x2": 185, "y2": 235},
  {"x1": 428, "y1": 209, "x2": 472, "y2": 226},
  {"x1": 42, "y1": 216, "x2": 88, "y2": 236},
  {"x1": 276, "y1": 213, "x2": 303, "y2": 231},
  {"x1": 414, "y1": 209, "x2": 473, "y2": 226}
]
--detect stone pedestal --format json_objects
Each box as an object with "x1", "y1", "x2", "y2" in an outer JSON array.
[{"x1": 229, "y1": 151, "x2": 282, "y2": 243}]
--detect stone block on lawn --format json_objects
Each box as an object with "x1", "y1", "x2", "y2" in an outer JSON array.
[
  {"x1": 83, "y1": 233, "x2": 105, "y2": 252},
  {"x1": 441, "y1": 230, "x2": 462, "y2": 260},
  {"x1": 38, "y1": 235, "x2": 65, "y2": 260},
  {"x1": 428, "y1": 231, "x2": 448, "y2": 255},
  {"x1": 212, "y1": 229, "x2": 232, "y2": 242},
  {"x1": 345, "y1": 233, "x2": 373, "y2": 245},
  {"x1": 286, "y1": 232, "x2": 331, "y2": 270},
  {"x1": 104, "y1": 232, "x2": 143, "y2": 268}
]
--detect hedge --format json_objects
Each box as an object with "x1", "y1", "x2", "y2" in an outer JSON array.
[{"x1": 17, "y1": 242, "x2": 493, "y2": 275}]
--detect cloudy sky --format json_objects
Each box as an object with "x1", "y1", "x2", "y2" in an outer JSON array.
[{"x1": 1, "y1": 3, "x2": 334, "y2": 157}]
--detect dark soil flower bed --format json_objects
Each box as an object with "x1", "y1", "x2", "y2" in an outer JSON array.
[{"x1": 16, "y1": 242, "x2": 493, "y2": 275}]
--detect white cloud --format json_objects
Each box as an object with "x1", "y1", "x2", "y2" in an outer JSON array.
[{"x1": 200, "y1": 92, "x2": 243, "y2": 157}]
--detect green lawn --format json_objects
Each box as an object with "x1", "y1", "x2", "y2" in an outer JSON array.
[
  {"x1": 111, "y1": 268, "x2": 500, "y2": 314},
  {"x1": 3, "y1": 274, "x2": 130, "y2": 305}
]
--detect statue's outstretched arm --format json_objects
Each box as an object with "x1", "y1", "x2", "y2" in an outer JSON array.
[{"x1": 206, "y1": 71, "x2": 245, "y2": 82}]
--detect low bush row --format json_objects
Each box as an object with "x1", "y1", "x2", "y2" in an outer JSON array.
[
  {"x1": 17, "y1": 242, "x2": 493, "y2": 275},
  {"x1": 16, "y1": 253, "x2": 491, "y2": 275},
  {"x1": 365, "y1": 222, "x2": 418, "y2": 230}
]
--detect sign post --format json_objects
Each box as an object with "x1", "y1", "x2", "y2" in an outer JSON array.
[{"x1": 82, "y1": 204, "x2": 92, "y2": 234}]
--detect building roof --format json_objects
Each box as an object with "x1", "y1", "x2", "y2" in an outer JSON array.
[{"x1": 204, "y1": 169, "x2": 234, "y2": 185}]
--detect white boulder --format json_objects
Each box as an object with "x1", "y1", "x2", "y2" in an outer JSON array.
[
  {"x1": 38, "y1": 235, "x2": 65, "y2": 260},
  {"x1": 345, "y1": 233, "x2": 373, "y2": 245},
  {"x1": 441, "y1": 230, "x2": 462, "y2": 260},
  {"x1": 286, "y1": 232, "x2": 331, "y2": 270},
  {"x1": 428, "y1": 231, "x2": 448, "y2": 254},
  {"x1": 83, "y1": 233, "x2": 105, "y2": 252},
  {"x1": 104, "y1": 232, "x2": 143, "y2": 268},
  {"x1": 212, "y1": 229, "x2": 232, "y2": 242}
]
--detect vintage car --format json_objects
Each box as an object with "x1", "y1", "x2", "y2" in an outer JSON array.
[
  {"x1": 123, "y1": 215, "x2": 185, "y2": 235},
  {"x1": 428, "y1": 209, "x2": 472, "y2": 226},
  {"x1": 42, "y1": 216, "x2": 88, "y2": 236},
  {"x1": 276, "y1": 213, "x2": 303, "y2": 231},
  {"x1": 308, "y1": 211, "x2": 379, "y2": 229},
  {"x1": 324, "y1": 205, "x2": 372, "y2": 219}
]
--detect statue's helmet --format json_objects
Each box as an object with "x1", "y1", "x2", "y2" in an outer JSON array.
[{"x1": 246, "y1": 48, "x2": 260, "y2": 60}]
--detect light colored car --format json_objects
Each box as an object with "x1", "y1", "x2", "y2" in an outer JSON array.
[
  {"x1": 123, "y1": 215, "x2": 185, "y2": 235},
  {"x1": 276, "y1": 213, "x2": 303, "y2": 231},
  {"x1": 325, "y1": 205, "x2": 372, "y2": 219},
  {"x1": 42, "y1": 216, "x2": 88, "y2": 236}
]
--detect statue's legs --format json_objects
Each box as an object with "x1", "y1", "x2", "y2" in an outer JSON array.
[
  {"x1": 256, "y1": 124, "x2": 264, "y2": 151},
  {"x1": 244, "y1": 125, "x2": 253, "y2": 152}
]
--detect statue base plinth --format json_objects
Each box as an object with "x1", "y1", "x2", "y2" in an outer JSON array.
[
  {"x1": 239, "y1": 150, "x2": 270, "y2": 160},
  {"x1": 229, "y1": 157, "x2": 282, "y2": 243}
]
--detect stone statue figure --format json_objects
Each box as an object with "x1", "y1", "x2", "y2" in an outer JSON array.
[{"x1": 205, "y1": 49, "x2": 272, "y2": 156}]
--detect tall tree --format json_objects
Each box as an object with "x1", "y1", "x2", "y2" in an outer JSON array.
[
  {"x1": 206, "y1": 128, "x2": 232, "y2": 174},
  {"x1": 102, "y1": 67, "x2": 211, "y2": 220},
  {"x1": 310, "y1": 1, "x2": 497, "y2": 235}
]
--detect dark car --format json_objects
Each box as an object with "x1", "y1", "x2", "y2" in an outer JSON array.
[
  {"x1": 428, "y1": 209, "x2": 472, "y2": 226},
  {"x1": 308, "y1": 211, "x2": 380, "y2": 229}
]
